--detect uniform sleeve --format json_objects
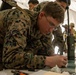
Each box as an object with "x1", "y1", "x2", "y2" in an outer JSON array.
[{"x1": 2, "y1": 9, "x2": 46, "y2": 69}]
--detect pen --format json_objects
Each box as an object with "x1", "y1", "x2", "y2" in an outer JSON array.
[{"x1": 11, "y1": 70, "x2": 28, "y2": 75}]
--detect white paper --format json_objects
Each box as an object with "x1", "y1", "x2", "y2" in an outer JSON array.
[
  {"x1": 0, "y1": 71, "x2": 7, "y2": 75},
  {"x1": 30, "y1": 70, "x2": 47, "y2": 75}
]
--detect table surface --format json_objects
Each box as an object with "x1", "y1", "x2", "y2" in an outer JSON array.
[
  {"x1": 0, "y1": 67, "x2": 76, "y2": 75},
  {"x1": 0, "y1": 69, "x2": 34, "y2": 75}
]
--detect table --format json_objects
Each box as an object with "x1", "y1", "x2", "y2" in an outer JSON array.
[
  {"x1": 0, "y1": 69, "x2": 34, "y2": 75},
  {"x1": 0, "y1": 65, "x2": 76, "y2": 75}
]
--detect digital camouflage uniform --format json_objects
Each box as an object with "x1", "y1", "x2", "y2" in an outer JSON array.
[
  {"x1": 0, "y1": 7, "x2": 53, "y2": 69},
  {"x1": 33, "y1": 1, "x2": 66, "y2": 55},
  {"x1": 0, "y1": 0, "x2": 16, "y2": 70}
]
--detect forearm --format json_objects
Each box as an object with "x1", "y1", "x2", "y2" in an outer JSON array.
[{"x1": 3, "y1": 50, "x2": 46, "y2": 69}]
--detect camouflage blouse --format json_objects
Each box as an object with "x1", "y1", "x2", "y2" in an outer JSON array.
[{"x1": 0, "y1": 8, "x2": 53, "y2": 69}]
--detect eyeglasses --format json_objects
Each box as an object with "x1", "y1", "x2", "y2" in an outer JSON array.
[{"x1": 44, "y1": 15, "x2": 57, "y2": 29}]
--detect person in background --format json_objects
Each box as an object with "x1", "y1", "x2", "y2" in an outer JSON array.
[
  {"x1": 70, "y1": 23, "x2": 76, "y2": 46},
  {"x1": 28, "y1": 0, "x2": 39, "y2": 11},
  {"x1": 70, "y1": 23, "x2": 76, "y2": 37},
  {"x1": 62, "y1": 24, "x2": 68, "y2": 53},
  {"x1": 0, "y1": 1, "x2": 67, "y2": 70}
]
